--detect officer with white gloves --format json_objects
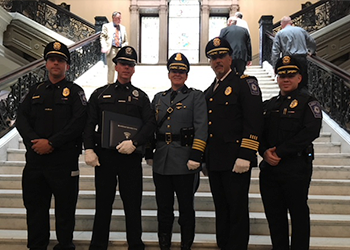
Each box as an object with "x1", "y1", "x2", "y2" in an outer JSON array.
[
  {"x1": 145, "y1": 53, "x2": 207, "y2": 250},
  {"x1": 83, "y1": 46, "x2": 156, "y2": 250}
]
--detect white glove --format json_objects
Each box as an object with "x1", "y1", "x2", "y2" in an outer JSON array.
[
  {"x1": 85, "y1": 149, "x2": 100, "y2": 167},
  {"x1": 146, "y1": 159, "x2": 153, "y2": 166},
  {"x1": 187, "y1": 160, "x2": 201, "y2": 170},
  {"x1": 116, "y1": 140, "x2": 136, "y2": 154},
  {"x1": 233, "y1": 158, "x2": 250, "y2": 173}
]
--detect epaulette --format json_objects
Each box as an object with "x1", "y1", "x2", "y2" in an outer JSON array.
[{"x1": 240, "y1": 74, "x2": 250, "y2": 79}]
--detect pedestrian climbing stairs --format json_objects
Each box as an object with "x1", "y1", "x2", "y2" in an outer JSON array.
[{"x1": 0, "y1": 64, "x2": 349, "y2": 249}]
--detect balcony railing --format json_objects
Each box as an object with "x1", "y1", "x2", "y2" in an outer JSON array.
[{"x1": 0, "y1": 33, "x2": 101, "y2": 137}]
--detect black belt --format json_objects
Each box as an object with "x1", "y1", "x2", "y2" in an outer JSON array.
[{"x1": 157, "y1": 133, "x2": 180, "y2": 144}]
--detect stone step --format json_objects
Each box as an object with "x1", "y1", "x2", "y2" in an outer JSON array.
[
  {"x1": 0, "y1": 208, "x2": 349, "y2": 238},
  {"x1": 313, "y1": 142, "x2": 341, "y2": 153},
  {"x1": 1, "y1": 229, "x2": 349, "y2": 250},
  {"x1": 1, "y1": 174, "x2": 350, "y2": 195},
  {"x1": 2, "y1": 161, "x2": 350, "y2": 180},
  {"x1": 1, "y1": 190, "x2": 349, "y2": 215},
  {"x1": 313, "y1": 153, "x2": 350, "y2": 165}
]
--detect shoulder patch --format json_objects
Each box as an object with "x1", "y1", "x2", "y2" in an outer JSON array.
[
  {"x1": 308, "y1": 100, "x2": 322, "y2": 118},
  {"x1": 78, "y1": 91, "x2": 87, "y2": 106},
  {"x1": 246, "y1": 78, "x2": 260, "y2": 96}
]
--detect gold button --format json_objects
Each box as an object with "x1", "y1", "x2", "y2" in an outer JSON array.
[
  {"x1": 184, "y1": 106, "x2": 187, "y2": 108},
  {"x1": 209, "y1": 121, "x2": 212, "y2": 125},
  {"x1": 210, "y1": 134, "x2": 213, "y2": 138},
  {"x1": 236, "y1": 140, "x2": 240, "y2": 143},
  {"x1": 167, "y1": 117, "x2": 171, "y2": 120},
  {"x1": 225, "y1": 102, "x2": 229, "y2": 105},
  {"x1": 209, "y1": 98, "x2": 213, "y2": 102},
  {"x1": 167, "y1": 125, "x2": 171, "y2": 128},
  {"x1": 209, "y1": 110, "x2": 212, "y2": 113}
]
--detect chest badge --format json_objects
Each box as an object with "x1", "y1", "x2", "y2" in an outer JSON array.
[
  {"x1": 132, "y1": 90, "x2": 139, "y2": 97},
  {"x1": 290, "y1": 99, "x2": 298, "y2": 108},
  {"x1": 225, "y1": 86, "x2": 232, "y2": 96},
  {"x1": 62, "y1": 87, "x2": 70, "y2": 97}
]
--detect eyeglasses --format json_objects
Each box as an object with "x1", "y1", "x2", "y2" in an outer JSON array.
[{"x1": 278, "y1": 73, "x2": 298, "y2": 79}]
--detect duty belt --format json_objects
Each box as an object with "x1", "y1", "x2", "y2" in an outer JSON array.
[{"x1": 157, "y1": 133, "x2": 181, "y2": 144}]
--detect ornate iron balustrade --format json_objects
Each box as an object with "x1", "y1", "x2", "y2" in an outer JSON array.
[
  {"x1": 0, "y1": 0, "x2": 95, "y2": 42},
  {"x1": 0, "y1": 33, "x2": 101, "y2": 137},
  {"x1": 308, "y1": 56, "x2": 350, "y2": 133},
  {"x1": 272, "y1": 0, "x2": 350, "y2": 34}
]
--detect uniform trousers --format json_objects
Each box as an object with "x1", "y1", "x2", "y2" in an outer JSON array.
[
  {"x1": 22, "y1": 158, "x2": 79, "y2": 250},
  {"x1": 230, "y1": 58, "x2": 246, "y2": 76},
  {"x1": 153, "y1": 172, "x2": 199, "y2": 244},
  {"x1": 89, "y1": 149, "x2": 144, "y2": 250},
  {"x1": 106, "y1": 47, "x2": 120, "y2": 84},
  {"x1": 259, "y1": 157, "x2": 312, "y2": 250},
  {"x1": 208, "y1": 169, "x2": 251, "y2": 250}
]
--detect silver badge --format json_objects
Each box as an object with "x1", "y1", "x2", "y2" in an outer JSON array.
[{"x1": 132, "y1": 90, "x2": 139, "y2": 97}]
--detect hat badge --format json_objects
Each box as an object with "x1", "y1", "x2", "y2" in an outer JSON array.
[
  {"x1": 125, "y1": 47, "x2": 132, "y2": 55},
  {"x1": 53, "y1": 42, "x2": 61, "y2": 51},
  {"x1": 282, "y1": 56, "x2": 291, "y2": 65},
  {"x1": 175, "y1": 53, "x2": 182, "y2": 61},
  {"x1": 213, "y1": 38, "x2": 221, "y2": 47}
]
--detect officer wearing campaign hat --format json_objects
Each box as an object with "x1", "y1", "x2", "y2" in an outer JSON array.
[
  {"x1": 145, "y1": 52, "x2": 207, "y2": 250},
  {"x1": 112, "y1": 45, "x2": 137, "y2": 66},
  {"x1": 205, "y1": 37, "x2": 232, "y2": 59},
  {"x1": 204, "y1": 37, "x2": 263, "y2": 249},
  {"x1": 84, "y1": 45, "x2": 155, "y2": 250},
  {"x1": 16, "y1": 39, "x2": 87, "y2": 250},
  {"x1": 259, "y1": 54, "x2": 322, "y2": 250},
  {"x1": 44, "y1": 41, "x2": 71, "y2": 64}
]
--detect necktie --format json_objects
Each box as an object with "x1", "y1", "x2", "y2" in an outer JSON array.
[
  {"x1": 170, "y1": 91, "x2": 177, "y2": 102},
  {"x1": 213, "y1": 79, "x2": 220, "y2": 91},
  {"x1": 115, "y1": 25, "x2": 120, "y2": 47}
]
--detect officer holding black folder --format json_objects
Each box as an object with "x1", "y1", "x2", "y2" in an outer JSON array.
[
  {"x1": 146, "y1": 53, "x2": 208, "y2": 250},
  {"x1": 83, "y1": 46, "x2": 156, "y2": 250}
]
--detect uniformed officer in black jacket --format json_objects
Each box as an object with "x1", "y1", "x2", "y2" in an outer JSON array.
[
  {"x1": 84, "y1": 46, "x2": 156, "y2": 250},
  {"x1": 204, "y1": 37, "x2": 263, "y2": 250},
  {"x1": 146, "y1": 53, "x2": 207, "y2": 250},
  {"x1": 259, "y1": 55, "x2": 322, "y2": 250},
  {"x1": 16, "y1": 41, "x2": 87, "y2": 250}
]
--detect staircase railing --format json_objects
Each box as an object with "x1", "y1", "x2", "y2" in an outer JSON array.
[
  {"x1": 0, "y1": 0, "x2": 95, "y2": 42},
  {"x1": 0, "y1": 32, "x2": 101, "y2": 137}
]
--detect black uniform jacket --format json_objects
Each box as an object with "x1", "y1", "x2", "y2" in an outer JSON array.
[
  {"x1": 259, "y1": 89, "x2": 322, "y2": 160},
  {"x1": 84, "y1": 81, "x2": 156, "y2": 150},
  {"x1": 204, "y1": 72, "x2": 263, "y2": 171},
  {"x1": 16, "y1": 78, "x2": 87, "y2": 164}
]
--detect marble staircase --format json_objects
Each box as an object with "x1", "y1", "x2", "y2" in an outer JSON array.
[{"x1": 0, "y1": 63, "x2": 349, "y2": 249}]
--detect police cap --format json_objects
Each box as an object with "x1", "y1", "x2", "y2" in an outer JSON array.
[
  {"x1": 112, "y1": 46, "x2": 137, "y2": 66},
  {"x1": 275, "y1": 55, "x2": 301, "y2": 75},
  {"x1": 205, "y1": 37, "x2": 232, "y2": 59},
  {"x1": 44, "y1": 41, "x2": 70, "y2": 64},
  {"x1": 167, "y1": 53, "x2": 190, "y2": 73}
]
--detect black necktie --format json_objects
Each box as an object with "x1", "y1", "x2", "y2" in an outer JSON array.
[{"x1": 170, "y1": 91, "x2": 177, "y2": 102}]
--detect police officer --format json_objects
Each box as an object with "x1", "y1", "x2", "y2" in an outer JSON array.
[
  {"x1": 84, "y1": 46, "x2": 156, "y2": 250},
  {"x1": 16, "y1": 41, "x2": 87, "y2": 250},
  {"x1": 204, "y1": 37, "x2": 263, "y2": 250},
  {"x1": 146, "y1": 53, "x2": 207, "y2": 250},
  {"x1": 259, "y1": 55, "x2": 322, "y2": 250}
]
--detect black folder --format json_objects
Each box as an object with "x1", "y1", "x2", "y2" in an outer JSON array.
[{"x1": 101, "y1": 111, "x2": 143, "y2": 150}]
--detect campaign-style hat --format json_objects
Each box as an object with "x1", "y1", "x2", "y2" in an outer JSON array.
[
  {"x1": 112, "y1": 46, "x2": 137, "y2": 66},
  {"x1": 44, "y1": 41, "x2": 70, "y2": 64},
  {"x1": 275, "y1": 55, "x2": 301, "y2": 75},
  {"x1": 167, "y1": 53, "x2": 190, "y2": 73},
  {"x1": 205, "y1": 37, "x2": 232, "y2": 58}
]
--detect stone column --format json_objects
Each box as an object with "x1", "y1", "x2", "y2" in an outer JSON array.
[
  {"x1": 158, "y1": 4, "x2": 168, "y2": 64},
  {"x1": 199, "y1": 4, "x2": 210, "y2": 63},
  {"x1": 259, "y1": 15, "x2": 274, "y2": 65},
  {"x1": 129, "y1": 5, "x2": 140, "y2": 59}
]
